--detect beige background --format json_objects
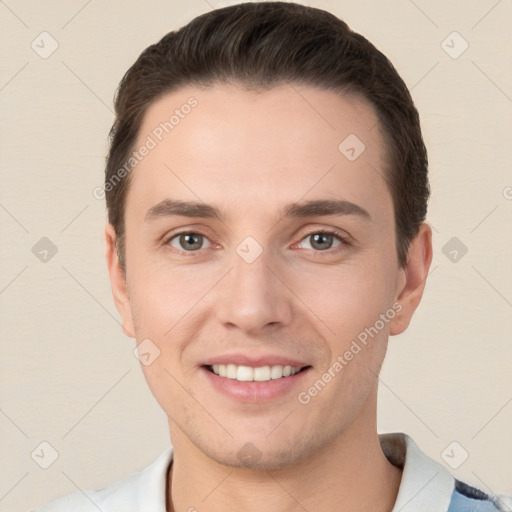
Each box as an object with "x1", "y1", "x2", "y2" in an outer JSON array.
[{"x1": 1, "y1": 0, "x2": 511, "y2": 510}]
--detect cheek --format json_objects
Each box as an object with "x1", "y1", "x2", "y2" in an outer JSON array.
[
  {"x1": 128, "y1": 266, "x2": 205, "y2": 413},
  {"x1": 128, "y1": 261, "x2": 203, "y2": 328},
  {"x1": 292, "y1": 262, "x2": 393, "y2": 413},
  {"x1": 126, "y1": 263, "x2": 222, "y2": 369},
  {"x1": 289, "y1": 256, "x2": 396, "y2": 346}
]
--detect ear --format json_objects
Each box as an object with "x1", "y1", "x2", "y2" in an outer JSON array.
[
  {"x1": 389, "y1": 222, "x2": 433, "y2": 336},
  {"x1": 104, "y1": 223, "x2": 135, "y2": 338}
]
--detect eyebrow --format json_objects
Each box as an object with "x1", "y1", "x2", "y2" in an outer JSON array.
[
  {"x1": 145, "y1": 199, "x2": 223, "y2": 222},
  {"x1": 144, "y1": 198, "x2": 371, "y2": 222},
  {"x1": 282, "y1": 199, "x2": 371, "y2": 221}
]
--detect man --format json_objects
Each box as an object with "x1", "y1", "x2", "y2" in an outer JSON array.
[{"x1": 35, "y1": 2, "x2": 508, "y2": 511}]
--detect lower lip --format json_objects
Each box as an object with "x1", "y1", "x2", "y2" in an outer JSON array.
[{"x1": 201, "y1": 366, "x2": 311, "y2": 403}]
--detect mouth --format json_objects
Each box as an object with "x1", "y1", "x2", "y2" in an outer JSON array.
[
  {"x1": 200, "y1": 354, "x2": 312, "y2": 402},
  {"x1": 205, "y1": 363, "x2": 310, "y2": 382}
]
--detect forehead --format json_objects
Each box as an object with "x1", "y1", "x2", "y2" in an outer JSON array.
[{"x1": 127, "y1": 83, "x2": 391, "y2": 222}]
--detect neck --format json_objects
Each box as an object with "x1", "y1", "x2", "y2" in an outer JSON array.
[{"x1": 166, "y1": 393, "x2": 402, "y2": 512}]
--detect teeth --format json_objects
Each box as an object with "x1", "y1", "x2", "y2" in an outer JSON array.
[
  {"x1": 210, "y1": 364, "x2": 302, "y2": 382},
  {"x1": 226, "y1": 363, "x2": 237, "y2": 379},
  {"x1": 271, "y1": 365, "x2": 283, "y2": 379},
  {"x1": 237, "y1": 365, "x2": 253, "y2": 381},
  {"x1": 254, "y1": 366, "x2": 271, "y2": 382}
]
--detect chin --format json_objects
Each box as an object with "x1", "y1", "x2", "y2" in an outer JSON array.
[
  {"x1": 196, "y1": 434, "x2": 324, "y2": 471},
  {"x1": 210, "y1": 448, "x2": 307, "y2": 471}
]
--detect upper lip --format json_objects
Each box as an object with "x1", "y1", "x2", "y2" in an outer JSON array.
[{"x1": 202, "y1": 353, "x2": 309, "y2": 368}]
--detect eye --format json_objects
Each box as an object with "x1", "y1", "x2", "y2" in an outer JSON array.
[
  {"x1": 168, "y1": 232, "x2": 211, "y2": 252},
  {"x1": 297, "y1": 231, "x2": 344, "y2": 251}
]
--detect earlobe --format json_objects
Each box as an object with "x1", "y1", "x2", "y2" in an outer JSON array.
[
  {"x1": 104, "y1": 224, "x2": 135, "y2": 338},
  {"x1": 389, "y1": 223, "x2": 433, "y2": 336}
]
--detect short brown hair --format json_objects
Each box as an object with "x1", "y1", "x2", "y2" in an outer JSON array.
[{"x1": 105, "y1": 1, "x2": 429, "y2": 269}]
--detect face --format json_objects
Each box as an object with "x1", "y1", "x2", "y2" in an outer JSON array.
[{"x1": 106, "y1": 83, "x2": 430, "y2": 470}]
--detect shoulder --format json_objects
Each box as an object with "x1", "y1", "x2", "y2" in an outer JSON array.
[
  {"x1": 448, "y1": 480, "x2": 512, "y2": 512},
  {"x1": 31, "y1": 447, "x2": 173, "y2": 512},
  {"x1": 380, "y1": 433, "x2": 510, "y2": 512}
]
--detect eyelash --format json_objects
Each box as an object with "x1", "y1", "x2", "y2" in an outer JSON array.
[
  {"x1": 296, "y1": 229, "x2": 351, "y2": 252},
  {"x1": 164, "y1": 229, "x2": 351, "y2": 256}
]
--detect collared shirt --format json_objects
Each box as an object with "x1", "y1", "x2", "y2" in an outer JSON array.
[{"x1": 34, "y1": 433, "x2": 507, "y2": 512}]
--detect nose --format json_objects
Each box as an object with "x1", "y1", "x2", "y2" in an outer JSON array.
[{"x1": 215, "y1": 249, "x2": 293, "y2": 334}]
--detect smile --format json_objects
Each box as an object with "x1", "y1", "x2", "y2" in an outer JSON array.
[{"x1": 208, "y1": 364, "x2": 304, "y2": 382}]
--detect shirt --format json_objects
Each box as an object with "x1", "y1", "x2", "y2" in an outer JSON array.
[{"x1": 33, "y1": 433, "x2": 508, "y2": 512}]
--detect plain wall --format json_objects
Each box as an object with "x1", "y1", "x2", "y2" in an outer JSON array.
[{"x1": 1, "y1": 1, "x2": 511, "y2": 511}]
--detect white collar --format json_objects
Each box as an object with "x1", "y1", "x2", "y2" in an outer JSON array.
[
  {"x1": 382, "y1": 433, "x2": 454, "y2": 512},
  {"x1": 85, "y1": 445, "x2": 172, "y2": 511}
]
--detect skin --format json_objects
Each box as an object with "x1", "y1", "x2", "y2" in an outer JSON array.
[{"x1": 105, "y1": 83, "x2": 432, "y2": 512}]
